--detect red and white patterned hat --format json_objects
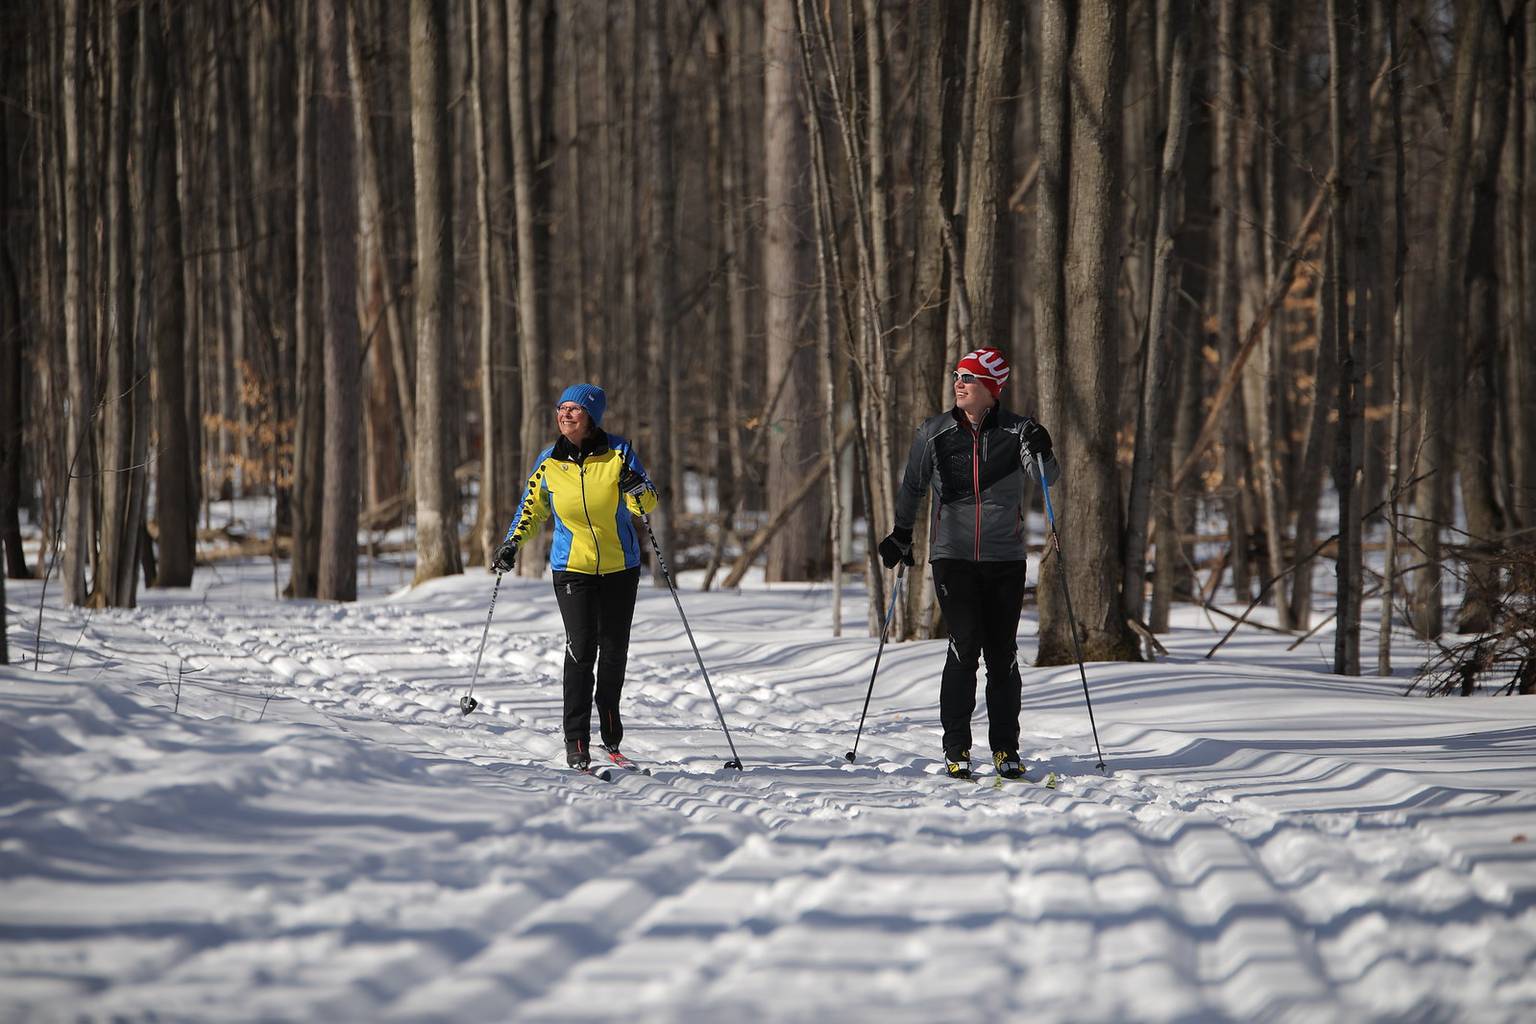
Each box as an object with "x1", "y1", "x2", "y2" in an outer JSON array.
[{"x1": 955, "y1": 347, "x2": 1010, "y2": 398}]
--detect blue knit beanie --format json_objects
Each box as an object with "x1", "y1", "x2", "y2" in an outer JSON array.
[{"x1": 557, "y1": 383, "x2": 606, "y2": 426}]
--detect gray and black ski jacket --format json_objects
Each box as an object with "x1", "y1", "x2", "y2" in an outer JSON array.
[{"x1": 892, "y1": 406, "x2": 1060, "y2": 563}]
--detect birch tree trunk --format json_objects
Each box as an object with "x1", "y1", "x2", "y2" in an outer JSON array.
[
  {"x1": 315, "y1": 0, "x2": 361, "y2": 601},
  {"x1": 409, "y1": 0, "x2": 462, "y2": 585}
]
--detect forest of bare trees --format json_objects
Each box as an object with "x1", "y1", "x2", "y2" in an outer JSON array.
[{"x1": 3, "y1": 0, "x2": 1534, "y2": 681}]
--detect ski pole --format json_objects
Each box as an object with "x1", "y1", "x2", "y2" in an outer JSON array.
[
  {"x1": 641, "y1": 514, "x2": 744, "y2": 770},
  {"x1": 458, "y1": 572, "x2": 503, "y2": 716},
  {"x1": 1036, "y1": 452, "x2": 1108, "y2": 771},
  {"x1": 844, "y1": 563, "x2": 906, "y2": 763}
]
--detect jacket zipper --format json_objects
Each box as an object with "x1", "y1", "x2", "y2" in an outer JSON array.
[
  {"x1": 577, "y1": 461, "x2": 603, "y2": 575},
  {"x1": 970, "y1": 424, "x2": 982, "y2": 560}
]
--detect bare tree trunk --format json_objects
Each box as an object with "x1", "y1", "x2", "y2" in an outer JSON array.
[
  {"x1": 1213, "y1": 0, "x2": 1252, "y2": 603},
  {"x1": 644, "y1": 0, "x2": 676, "y2": 570},
  {"x1": 349, "y1": 15, "x2": 416, "y2": 461},
  {"x1": 598, "y1": 4, "x2": 617, "y2": 388},
  {"x1": 1037, "y1": 0, "x2": 1137, "y2": 664},
  {"x1": 1256, "y1": 0, "x2": 1293, "y2": 629},
  {"x1": 1379, "y1": 0, "x2": 1409, "y2": 675},
  {"x1": 479, "y1": 0, "x2": 519, "y2": 551},
  {"x1": 409, "y1": 0, "x2": 462, "y2": 585},
  {"x1": 1328, "y1": 0, "x2": 1366, "y2": 675},
  {"x1": 468, "y1": 0, "x2": 493, "y2": 568},
  {"x1": 962, "y1": 0, "x2": 1021, "y2": 351},
  {"x1": 510, "y1": 0, "x2": 550, "y2": 578},
  {"x1": 170, "y1": 3, "x2": 202, "y2": 527},
  {"x1": 1412, "y1": 0, "x2": 1485, "y2": 639},
  {"x1": 902, "y1": 1, "x2": 960, "y2": 639},
  {"x1": 1289, "y1": 232, "x2": 1339, "y2": 630},
  {"x1": 700, "y1": 3, "x2": 752, "y2": 592},
  {"x1": 92, "y1": 5, "x2": 134, "y2": 607},
  {"x1": 1124, "y1": 0, "x2": 1190, "y2": 626},
  {"x1": 566, "y1": 2, "x2": 590, "y2": 379},
  {"x1": 0, "y1": 80, "x2": 28, "y2": 578},
  {"x1": 809, "y1": 89, "x2": 843, "y2": 636},
  {"x1": 861, "y1": 0, "x2": 896, "y2": 631},
  {"x1": 762, "y1": 0, "x2": 824, "y2": 581},
  {"x1": 61, "y1": 0, "x2": 91, "y2": 606},
  {"x1": 1516, "y1": 3, "x2": 1536, "y2": 527},
  {"x1": 863, "y1": 0, "x2": 892, "y2": 354},
  {"x1": 468, "y1": 0, "x2": 505, "y2": 569},
  {"x1": 149, "y1": 0, "x2": 193, "y2": 589},
  {"x1": 315, "y1": 0, "x2": 361, "y2": 601},
  {"x1": 1155, "y1": 42, "x2": 1214, "y2": 633},
  {"x1": 1034, "y1": 0, "x2": 1068, "y2": 471},
  {"x1": 946, "y1": 0, "x2": 981, "y2": 370},
  {"x1": 1455, "y1": 0, "x2": 1510, "y2": 633},
  {"x1": 290, "y1": 0, "x2": 322, "y2": 598}
]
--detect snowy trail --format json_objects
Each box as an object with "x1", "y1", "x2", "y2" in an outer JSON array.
[{"x1": 4, "y1": 567, "x2": 1536, "y2": 1021}]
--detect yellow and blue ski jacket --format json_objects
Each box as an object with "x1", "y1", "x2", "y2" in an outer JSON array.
[{"x1": 503, "y1": 430, "x2": 659, "y2": 575}]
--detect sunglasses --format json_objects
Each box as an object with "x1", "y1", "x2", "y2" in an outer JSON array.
[{"x1": 952, "y1": 371, "x2": 984, "y2": 384}]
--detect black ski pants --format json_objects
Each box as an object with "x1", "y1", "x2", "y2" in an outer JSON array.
[
  {"x1": 553, "y1": 566, "x2": 640, "y2": 748},
  {"x1": 931, "y1": 558, "x2": 1028, "y2": 759}
]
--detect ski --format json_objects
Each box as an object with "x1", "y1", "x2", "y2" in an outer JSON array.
[
  {"x1": 601, "y1": 747, "x2": 652, "y2": 776},
  {"x1": 570, "y1": 765, "x2": 614, "y2": 782},
  {"x1": 991, "y1": 769, "x2": 1059, "y2": 790}
]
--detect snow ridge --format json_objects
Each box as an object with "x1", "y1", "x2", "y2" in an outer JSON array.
[{"x1": 3, "y1": 568, "x2": 1534, "y2": 1022}]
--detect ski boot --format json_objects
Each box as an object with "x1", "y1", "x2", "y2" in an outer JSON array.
[
  {"x1": 945, "y1": 749, "x2": 973, "y2": 780},
  {"x1": 993, "y1": 750, "x2": 1025, "y2": 780}
]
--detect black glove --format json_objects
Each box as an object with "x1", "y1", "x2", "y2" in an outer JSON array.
[
  {"x1": 491, "y1": 540, "x2": 518, "y2": 573},
  {"x1": 618, "y1": 465, "x2": 649, "y2": 497},
  {"x1": 877, "y1": 526, "x2": 914, "y2": 569},
  {"x1": 1021, "y1": 419, "x2": 1053, "y2": 458}
]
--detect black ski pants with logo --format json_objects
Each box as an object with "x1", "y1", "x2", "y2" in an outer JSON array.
[
  {"x1": 553, "y1": 566, "x2": 640, "y2": 749},
  {"x1": 931, "y1": 558, "x2": 1028, "y2": 759}
]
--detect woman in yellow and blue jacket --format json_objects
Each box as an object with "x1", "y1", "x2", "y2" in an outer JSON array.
[{"x1": 492, "y1": 383, "x2": 658, "y2": 771}]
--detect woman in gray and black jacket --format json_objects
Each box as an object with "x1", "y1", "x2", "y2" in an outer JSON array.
[{"x1": 877, "y1": 347, "x2": 1060, "y2": 780}]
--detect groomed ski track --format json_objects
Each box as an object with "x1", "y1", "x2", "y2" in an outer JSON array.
[{"x1": 3, "y1": 566, "x2": 1535, "y2": 1022}]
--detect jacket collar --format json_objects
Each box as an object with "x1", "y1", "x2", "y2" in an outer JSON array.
[
  {"x1": 553, "y1": 428, "x2": 611, "y2": 462},
  {"x1": 949, "y1": 404, "x2": 1000, "y2": 432}
]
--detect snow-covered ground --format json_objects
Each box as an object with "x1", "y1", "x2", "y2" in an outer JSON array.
[{"x1": 3, "y1": 555, "x2": 1535, "y2": 1022}]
